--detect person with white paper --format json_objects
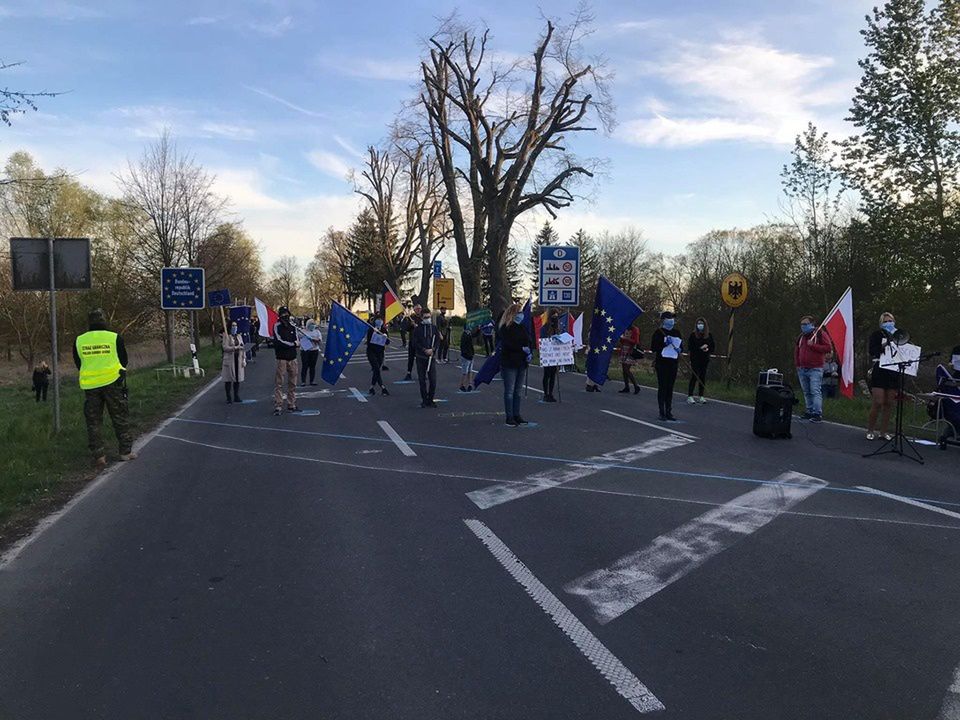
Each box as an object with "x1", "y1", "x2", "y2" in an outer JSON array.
[
  {"x1": 365, "y1": 316, "x2": 391, "y2": 396},
  {"x1": 651, "y1": 311, "x2": 682, "y2": 421},
  {"x1": 866, "y1": 311, "x2": 902, "y2": 441}
]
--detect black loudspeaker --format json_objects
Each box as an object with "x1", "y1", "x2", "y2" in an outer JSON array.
[{"x1": 753, "y1": 384, "x2": 795, "y2": 439}]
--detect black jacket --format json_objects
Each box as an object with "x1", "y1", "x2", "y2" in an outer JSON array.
[
  {"x1": 412, "y1": 323, "x2": 439, "y2": 360},
  {"x1": 688, "y1": 332, "x2": 715, "y2": 363},
  {"x1": 273, "y1": 320, "x2": 298, "y2": 361},
  {"x1": 500, "y1": 322, "x2": 531, "y2": 370},
  {"x1": 460, "y1": 331, "x2": 475, "y2": 361},
  {"x1": 365, "y1": 327, "x2": 390, "y2": 359},
  {"x1": 651, "y1": 327, "x2": 682, "y2": 366}
]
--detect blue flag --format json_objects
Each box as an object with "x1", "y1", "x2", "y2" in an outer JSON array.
[
  {"x1": 322, "y1": 302, "x2": 369, "y2": 385},
  {"x1": 473, "y1": 299, "x2": 532, "y2": 387},
  {"x1": 585, "y1": 277, "x2": 643, "y2": 386}
]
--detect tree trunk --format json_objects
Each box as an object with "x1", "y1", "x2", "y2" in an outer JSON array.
[
  {"x1": 486, "y1": 215, "x2": 513, "y2": 320},
  {"x1": 418, "y1": 265, "x2": 431, "y2": 308}
]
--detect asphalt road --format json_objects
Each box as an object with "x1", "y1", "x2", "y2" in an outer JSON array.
[{"x1": 1, "y1": 343, "x2": 959, "y2": 719}]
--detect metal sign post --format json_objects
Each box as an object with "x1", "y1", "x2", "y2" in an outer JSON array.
[{"x1": 47, "y1": 237, "x2": 60, "y2": 432}]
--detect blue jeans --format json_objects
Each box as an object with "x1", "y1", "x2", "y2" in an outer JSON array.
[
  {"x1": 501, "y1": 366, "x2": 525, "y2": 419},
  {"x1": 797, "y1": 367, "x2": 823, "y2": 416}
]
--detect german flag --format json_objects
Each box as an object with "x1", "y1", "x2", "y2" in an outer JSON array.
[{"x1": 382, "y1": 281, "x2": 402, "y2": 324}]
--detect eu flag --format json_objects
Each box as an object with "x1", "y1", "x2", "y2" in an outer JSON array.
[
  {"x1": 322, "y1": 302, "x2": 369, "y2": 385},
  {"x1": 474, "y1": 299, "x2": 532, "y2": 387},
  {"x1": 585, "y1": 277, "x2": 643, "y2": 386}
]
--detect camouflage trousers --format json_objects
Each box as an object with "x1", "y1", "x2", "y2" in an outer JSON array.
[{"x1": 84, "y1": 380, "x2": 132, "y2": 458}]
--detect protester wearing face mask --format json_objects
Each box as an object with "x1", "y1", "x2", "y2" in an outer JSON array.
[
  {"x1": 651, "y1": 311, "x2": 682, "y2": 421},
  {"x1": 794, "y1": 314, "x2": 832, "y2": 423},
  {"x1": 412, "y1": 309, "x2": 439, "y2": 407},
  {"x1": 365, "y1": 316, "x2": 391, "y2": 396},
  {"x1": 272, "y1": 306, "x2": 299, "y2": 415},
  {"x1": 222, "y1": 321, "x2": 246, "y2": 403},
  {"x1": 866, "y1": 311, "x2": 902, "y2": 440},
  {"x1": 299, "y1": 319, "x2": 322, "y2": 386},
  {"x1": 499, "y1": 302, "x2": 532, "y2": 426},
  {"x1": 687, "y1": 317, "x2": 715, "y2": 404}
]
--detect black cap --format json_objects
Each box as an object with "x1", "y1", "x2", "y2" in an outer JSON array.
[
  {"x1": 660, "y1": 311, "x2": 675, "y2": 320},
  {"x1": 88, "y1": 308, "x2": 107, "y2": 326},
  {"x1": 278, "y1": 306, "x2": 290, "y2": 317}
]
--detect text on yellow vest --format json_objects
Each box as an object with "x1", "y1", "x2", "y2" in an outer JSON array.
[{"x1": 76, "y1": 330, "x2": 123, "y2": 390}]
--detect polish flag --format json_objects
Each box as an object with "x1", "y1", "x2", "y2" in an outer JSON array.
[
  {"x1": 572, "y1": 313, "x2": 584, "y2": 349},
  {"x1": 823, "y1": 287, "x2": 854, "y2": 398},
  {"x1": 254, "y1": 297, "x2": 278, "y2": 339}
]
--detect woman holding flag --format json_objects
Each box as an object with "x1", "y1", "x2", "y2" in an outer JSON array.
[
  {"x1": 366, "y1": 316, "x2": 391, "y2": 396},
  {"x1": 499, "y1": 302, "x2": 532, "y2": 427}
]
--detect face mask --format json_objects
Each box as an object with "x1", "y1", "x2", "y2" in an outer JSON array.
[
  {"x1": 374, "y1": 319, "x2": 383, "y2": 329},
  {"x1": 696, "y1": 323, "x2": 705, "y2": 332},
  {"x1": 881, "y1": 321, "x2": 896, "y2": 334},
  {"x1": 229, "y1": 326, "x2": 238, "y2": 336},
  {"x1": 422, "y1": 317, "x2": 432, "y2": 325},
  {"x1": 513, "y1": 314, "x2": 524, "y2": 325},
  {"x1": 662, "y1": 319, "x2": 675, "y2": 331},
  {"x1": 801, "y1": 323, "x2": 814, "y2": 334},
  {"x1": 952, "y1": 354, "x2": 960, "y2": 371},
  {"x1": 307, "y1": 322, "x2": 316, "y2": 331}
]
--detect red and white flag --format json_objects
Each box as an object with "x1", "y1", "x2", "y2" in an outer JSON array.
[
  {"x1": 823, "y1": 287, "x2": 854, "y2": 398},
  {"x1": 254, "y1": 297, "x2": 278, "y2": 339}
]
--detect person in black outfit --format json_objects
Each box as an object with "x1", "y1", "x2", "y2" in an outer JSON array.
[
  {"x1": 436, "y1": 308, "x2": 450, "y2": 363},
  {"x1": 404, "y1": 304, "x2": 422, "y2": 380},
  {"x1": 366, "y1": 316, "x2": 391, "y2": 396},
  {"x1": 651, "y1": 311, "x2": 682, "y2": 421},
  {"x1": 687, "y1": 317, "x2": 715, "y2": 404},
  {"x1": 412, "y1": 309, "x2": 439, "y2": 407},
  {"x1": 32, "y1": 360, "x2": 51, "y2": 402},
  {"x1": 866, "y1": 311, "x2": 902, "y2": 440},
  {"x1": 540, "y1": 311, "x2": 560, "y2": 402},
  {"x1": 499, "y1": 302, "x2": 532, "y2": 426},
  {"x1": 459, "y1": 326, "x2": 479, "y2": 391}
]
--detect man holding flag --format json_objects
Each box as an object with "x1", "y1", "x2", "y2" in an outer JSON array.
[
  {"x1": 272, "y1": 306, "x2": 299, "y2": 415},
  {"x1": 585, "y1": 277, "x2": 644, "y2": 392}
]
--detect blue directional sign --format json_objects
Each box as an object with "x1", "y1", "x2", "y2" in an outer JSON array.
[
  {"x1": 538, "y1": 246, "x2": 580, "y2": 306},
  {"x1": 208, "y1": 288, "x2": 231, "y2": 307},
  {"x1": 161, "y1": 267, "x2": 205, "y2": 310},
  {"x1": 433, "y1": 260, "x2": 442, "y2": 278}
]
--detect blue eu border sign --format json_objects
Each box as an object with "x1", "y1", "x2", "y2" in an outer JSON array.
[
  {"x1": 538, "y1": 246, "x2": 580, "y2": 306},
  {"x1": 161, "y1": 267, "x2": 205, "y2": 310},
  {"x1": 433, "y1": 260, "x2": 442, "y2": 278}
]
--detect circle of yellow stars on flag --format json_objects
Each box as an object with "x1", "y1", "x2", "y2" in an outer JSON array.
[
  {"x1": 587, "y1": 307, "x2": 618, "y2": 355},
  {"x1": 325, "y1": 323, "x2": 354, "y2": 365}
]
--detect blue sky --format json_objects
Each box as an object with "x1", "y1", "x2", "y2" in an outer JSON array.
[{"x1": 0, "y1": 0, "x2": 875, "y2": 267}]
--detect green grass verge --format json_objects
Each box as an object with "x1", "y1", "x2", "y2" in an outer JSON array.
[{"x1": 0, "y1": 344, "x2": 220, "y2": 526}]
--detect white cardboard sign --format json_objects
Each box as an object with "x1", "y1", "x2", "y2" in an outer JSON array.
[
  {"x1": 879, "y1": 342, "x2": 921, "y2": 377},
  {"x1": 539, "y1": 338, "x2": 575, "y2": 367}
]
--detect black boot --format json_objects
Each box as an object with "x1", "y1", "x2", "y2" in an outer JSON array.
[
  {"x1": 233, "y1": 382, "x2": 241, "y2": 403},
  {"x1": 225, "y1": 383, "x2": 233, "y2": 403}
]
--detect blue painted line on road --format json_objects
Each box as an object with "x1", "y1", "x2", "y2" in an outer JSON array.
[{"x1": 170, "y1": 417, "x2": 960, "y2": 510}]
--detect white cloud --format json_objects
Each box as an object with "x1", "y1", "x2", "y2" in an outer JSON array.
[
  {"x1": 317, "y1": 54, "x2": 414, "y2": 82},
  {"x1": 307, "y1": 150, "x2": 353, "y2": 180},
  {"x1": 619, "y1": 39, "x2": 849, "y2": 147},
  {"x1": 248, "y1": 15, "x2": 293, "y2": 37},
  {"x1": 333, "y1": 135, "x2": 365, "y2": 159},
  {"x1": 200, "y1": 122, "x2": 256, "y2": 141},
  {"x1": 186, "y1": 16, "x2": 221, "y2": 26},
  {"x1": 244, "y1": 86, "x2": 326, "y2": 119}
]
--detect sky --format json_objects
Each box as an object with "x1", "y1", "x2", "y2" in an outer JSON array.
[{"x1": 0, "y1": 0, "x2": 876, "y2": 271}]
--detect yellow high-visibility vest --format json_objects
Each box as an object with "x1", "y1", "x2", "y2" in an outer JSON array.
[{"x1": 76, "y1": 330, "x2": 123, "y2": 390}]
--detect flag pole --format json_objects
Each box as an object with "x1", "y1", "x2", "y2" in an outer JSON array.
[{"x1": 816, "y1": 287, "x2": 852, "y2": 333}]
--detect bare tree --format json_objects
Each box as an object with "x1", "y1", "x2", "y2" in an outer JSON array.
[
  {"x1": 420, "y1": 5, "x2": 613, "y2": 316},
  {"x1": 116, "y1": 130, "x2": 188, "y2": 363},
  {"x1": 268, "y1": 255, "x2": 302, "y2": 309}
]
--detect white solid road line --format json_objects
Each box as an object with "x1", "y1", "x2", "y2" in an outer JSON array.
[
  {"x1": 855, "y1": 486, "x2": 960, "y2": 522},
  {"x1": 467, "y1": 434, "x2": 695, "y2": 510},
  {"x1": 565, "y1": 471, "x2": 827, "y2": 624},
  {"x1": 601, "y1": 409, "x2": 699, "y2": 440},
  {"x1": 463, "y1": 519, "x2": 665, "y2": 714},
  {"x1": 377, "y1": 420, "x2": 417, "y2": 457},
  {"x1": 348, "y1": 386, "x2": 368, "y2": 403},
  {"x1": 0, "y1": 375, "x2": 223, "y2": 570}
]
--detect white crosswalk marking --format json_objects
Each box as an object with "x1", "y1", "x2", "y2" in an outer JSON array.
[
  {"x1": 565, "y1": 471, "x2": 827, "y2": 624},
  {"x1": 467, "y1": 434, "x2": 694, "y2": 509}
]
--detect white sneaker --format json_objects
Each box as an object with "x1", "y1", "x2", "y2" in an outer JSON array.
[
  {"x1": 686, "y1": 396, "x2": 696, "y2": 404},
  {"x1": 697, "y1": 396, "x2": 706, "y2": 404}
]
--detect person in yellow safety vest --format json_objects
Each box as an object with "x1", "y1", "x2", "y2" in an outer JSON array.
[{"x1": 73, "y1": 308, "x2": 135, "y2": 468}]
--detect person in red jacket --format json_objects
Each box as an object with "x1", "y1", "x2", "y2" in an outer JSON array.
[{"x1": 794, "y1": 314, "x2": 832, "y2": 422}]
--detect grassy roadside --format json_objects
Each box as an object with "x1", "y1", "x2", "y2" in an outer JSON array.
[{"x1": 0, "y1": 344, "x2": 221, "y2": 533}]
